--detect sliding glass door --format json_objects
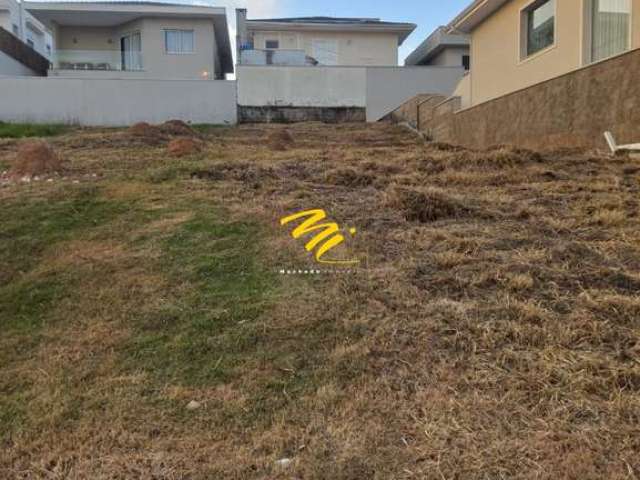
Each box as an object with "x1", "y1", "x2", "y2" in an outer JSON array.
[
  {"x1": 591, "y1": 0, "x2": 631, "y2": 62},
  {"x1": 121, "y1": 32, "x2": 142, "y2": 71}
]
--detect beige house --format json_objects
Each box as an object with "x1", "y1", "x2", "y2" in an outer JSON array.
[
  {"x1": 238, "y1": 14, "x2": 416, "y2": 66},
  {"x1": 451, "y1": 0, "x2": 640, "y2": 106},
  {"x1": 24, "y1": 1, "x2": 233, "y2": 79}
]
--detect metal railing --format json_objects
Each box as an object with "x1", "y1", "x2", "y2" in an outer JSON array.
[
  {"x1": 239, "y1": 48, "x2": 317, "y2": 66},
  {"x1": 51, "y1": 49, "x2": 143, "y2": 71}
]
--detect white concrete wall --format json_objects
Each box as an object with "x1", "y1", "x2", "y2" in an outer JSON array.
[
  {"x1": 365, "y1": 66, "x2": 464, "y2": 121},
  {"x1": 237, "y1": 65, "x2": 465, "y2": 122},
  {"x1": 237, "y1": 65, "x2": 367, "y2": 107},
  {"x1": 0, "y1": 51, "x2": 38, "y2": 76},
  {"x1": 0, "y1": 77, "x2": 237, "y2": 125}
]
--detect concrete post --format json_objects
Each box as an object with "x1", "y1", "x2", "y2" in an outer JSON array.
[{"x1": 236, "y1": 8, "x2": 248, "y2": 65}]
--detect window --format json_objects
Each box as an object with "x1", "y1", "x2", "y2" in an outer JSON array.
[
  {"x1": 164, "y1": 29, "x2": 194, "y2": 54},
  {"x1": 522, "y1": 0, "x2": 555, "y2": 58},
  {"x1": 462, "y1": 55, "x2": 470, "y2": 70},
  {"x1": 12, "y1": 24, "x2": 19, "y2": 36},
  {"x1": 265, "y1": 39, "x2": 279, "y2": 49},
  {"x1": 27, "y1": 39, "x2": 34, "y2": 48},
  {"x1": 589, "y1": 0, "x2": 631, "y2": 62}
]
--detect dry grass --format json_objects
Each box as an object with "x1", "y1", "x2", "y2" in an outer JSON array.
[{"x1": 1, "y1": 122, "x2": 639, "y2": 479}]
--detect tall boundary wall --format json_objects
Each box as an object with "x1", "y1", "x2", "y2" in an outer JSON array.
[
  {"x1": 389, "y1": 48, "x2": 640, "y2": 150},
  {"x1": 0, "y1": 77, "x2": 238, "y2": 126},
  {"x1": 236, "y1": 65, "x2": 464, "y2": 123}
]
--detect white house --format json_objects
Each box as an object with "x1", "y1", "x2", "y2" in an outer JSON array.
[
  {"x1": 0, "y1": 0, "x2": 52, "y2": 58},
  {"x1": 237, "y1": 12, "x2": 416, "y2": 66},
  {"x1": 24, "y1": 1, "x2": 234, "y2": 80}
]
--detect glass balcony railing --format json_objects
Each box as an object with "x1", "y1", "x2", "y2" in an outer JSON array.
[
  {"x1": 51, "y1": 49, "x2": 143, "y2": 72},
  {"x1": 239, "y1": 48, "x2": 318, "y2": 66}
]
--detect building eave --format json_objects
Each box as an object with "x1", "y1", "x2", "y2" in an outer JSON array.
[
  {"x1": 405, "y1": 26, "x2": 469, "y2": 66},
  {"x1": 448, "y1": 0, "x2": 510, "y2": 33}
]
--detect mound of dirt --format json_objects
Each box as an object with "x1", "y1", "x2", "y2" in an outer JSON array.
[
  {"x1": 387, "y1": 188, "x2": 472, "y2": 223},
  {"x1": 10, "y1": 140, "x2": 62, "y2": 178},
  {"x1": 161, "y1": 120, "x2": 199, "y2": 137},
  {"x1": 167, "y1": 137, "x2": 204, "y2": 157},
  {"x1": 325, "y1": 168, "x2": 375, "y2": 188},
  {"x1": 269, "y1": 129, "x2": 295, "y2": 151},
  {"x1": 127, "y1": 122, "x2": 166, "y2": 144}
]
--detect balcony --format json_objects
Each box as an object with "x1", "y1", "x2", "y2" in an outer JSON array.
[
  {"x1": 50, "y1": 50, "x2": 143, "y2": 71},
  {"x1": 239, "y1": 48, "x2": 318, "y2": 66}
]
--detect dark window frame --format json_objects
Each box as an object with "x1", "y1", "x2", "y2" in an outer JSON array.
[
  {"x1": 521, "y1": 0, "x2": 556, "y2": 59},
  {"x1": 462, "y1": 55, "x2": 470, "y2": 70}
]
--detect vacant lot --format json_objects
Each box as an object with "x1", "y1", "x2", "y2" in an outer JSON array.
[{"x1": 1, "y1": 123, "x2": 639, "y2": 479}]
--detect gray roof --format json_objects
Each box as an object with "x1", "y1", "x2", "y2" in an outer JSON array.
[
  {"x1": 247, "y1": 16, "x2": 411, "y2": 26},
  {"x1": 405, "y1": 26, "x2": 469, "y2": 66},
  {"x1": 246, "y1": 16, "x2": 417, "y2": 45}
]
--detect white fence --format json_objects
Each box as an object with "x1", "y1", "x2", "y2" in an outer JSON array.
[
  {"x1": 0, "y1": 76, "x2": 237, "y2": 126},
  {"x1": 237, "y1": 65, "x2": 465, "y2": 122}
]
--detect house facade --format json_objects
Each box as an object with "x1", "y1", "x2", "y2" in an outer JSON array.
[
  {"x1": 24, "y1": 1, "x2": 233, "y2": 80},
  {"x1": 237, "y1": 13, "x2": 416, "y2": 66},
  {"x1": 404, "y1": 26, "x2": 470, "y2": 70},
  {"x1": 0, "y1": 0, "x2": 51, "y2": 58},
  {"x1": 451, "y1": 0, "x2": 640, "y2": 106}
]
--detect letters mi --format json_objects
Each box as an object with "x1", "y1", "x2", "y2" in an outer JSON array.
[{"x1": 280, "y1": 209, "x2": 359, "y2": 265}]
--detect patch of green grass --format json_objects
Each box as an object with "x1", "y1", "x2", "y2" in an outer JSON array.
[
  {"x1": 0, "y1": 122, "x2": 70, "y2": 139},
  {"x1": 0, "y1": 391, "x2": 29, "y2": 437},
  {"x1": 0, "y1": 277, "x2": 67, "y2": 332},
  {"x1": 0, "y1": 186, "x2": 133, "y2": 287},
  {"x1": 121, "y1": 213, "x2": 279, "y2": 387}
]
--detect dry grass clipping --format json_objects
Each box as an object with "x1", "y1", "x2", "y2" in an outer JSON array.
[
  {"x1": 386, "y1": 187, "x2": 473, "y2": 223},
  {"x1": 268, "y1": 129, "x2": 295, "y2": 151},
  {"x1": 10, "y1": 140, "x2": 62, "y2": 177},
  {"x1": 127, "y1": 122, "x2": 166, "y2": 145},
  {"x1": 160, "y1": 119, "x2": 199, "y2": 137},
  {"x1": 167, "y1": 137, "x2": 204, "y2": 157}
]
